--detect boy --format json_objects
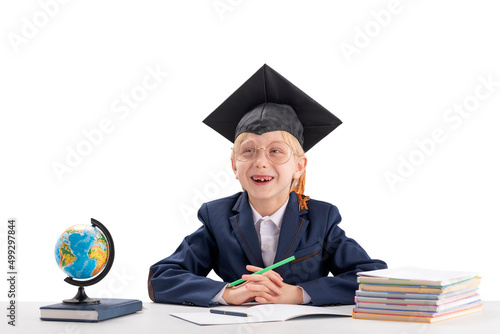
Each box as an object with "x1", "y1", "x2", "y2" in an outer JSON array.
[{"x1": 148, "y1": 64, "x2": 387, "y2": 306}]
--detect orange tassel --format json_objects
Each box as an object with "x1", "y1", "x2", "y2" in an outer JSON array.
[{"x1": 291, "y1": 170, "x2": 309, "y2": 211}]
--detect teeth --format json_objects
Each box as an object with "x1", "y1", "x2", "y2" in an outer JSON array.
[{"x1": 252, "y1": 177, "x2": 273, "y2": 181}]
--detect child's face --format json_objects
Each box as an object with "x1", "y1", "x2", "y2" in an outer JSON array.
[{"x1": 231, "y1": 131, "x2": 307, "y2": 209}]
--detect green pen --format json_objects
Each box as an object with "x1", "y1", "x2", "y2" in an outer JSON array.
[{"x1": 229, "y1": 255, "x2": 296, "y2": 287}]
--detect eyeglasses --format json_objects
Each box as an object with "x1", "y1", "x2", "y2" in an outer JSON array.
[{"x1": 234, "y1": 141, "x2": 294, "y2": 165}]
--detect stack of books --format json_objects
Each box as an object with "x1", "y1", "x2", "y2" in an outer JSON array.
[{"x1": 352, "y1": 267, "x2": 483, "y2": 323}]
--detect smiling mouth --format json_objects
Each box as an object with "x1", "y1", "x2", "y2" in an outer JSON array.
[{"x1": 251, "y1": 176, "x2": 274, "y2": 183}]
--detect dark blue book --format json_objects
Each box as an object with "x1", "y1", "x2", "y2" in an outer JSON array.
[{"x1": 40, "y1": 298, "x2": 142, "y2": 322}]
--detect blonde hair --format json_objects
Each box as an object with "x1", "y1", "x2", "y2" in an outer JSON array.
[{"x1": 232, "y1": 131, "x2": 309, "y2": 210}]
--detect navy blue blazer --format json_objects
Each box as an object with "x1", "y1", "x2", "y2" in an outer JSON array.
[{"x1": 148, "y1": 192, "x2": 387, "y2": 306}]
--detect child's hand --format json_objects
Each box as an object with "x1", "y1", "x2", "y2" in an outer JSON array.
[
  {"x1": 222, "y1": 265, "x2": 284, "y2": 305},
  {"x1": 254, "y1": 281, "x2": 304, "y2": 304},
  {"x1": 222, "y1": 265, "x2": 303, "y2": 305},
  {"x1": 245, "y1": 265, "x2": 303, "y2": 304}
]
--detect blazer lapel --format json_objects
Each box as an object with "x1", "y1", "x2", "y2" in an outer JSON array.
[
  {"x1": 228, "y1": 192, "x2": 264, "y2": 267},
  {"x1": 274, "y1": 193, "x2": 310, "y2": 265}
]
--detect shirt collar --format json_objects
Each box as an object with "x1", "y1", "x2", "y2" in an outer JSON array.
[{"x1": 249, "y1": 198, "x2": 289, "y2": 230}]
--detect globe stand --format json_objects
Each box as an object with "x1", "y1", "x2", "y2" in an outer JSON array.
[
  {"x1": 62, "y1": 218, "x2": 115, "y2": 305},
  {"x1": 63, "y1": 286, "x2": 100, "y2": 305}
]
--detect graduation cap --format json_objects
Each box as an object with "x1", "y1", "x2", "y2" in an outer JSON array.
[{"x1": 203, "y1": 64, "x2": 342, "y2": 152}]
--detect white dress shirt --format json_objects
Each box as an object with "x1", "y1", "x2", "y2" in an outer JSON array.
[
  {"x1": 212, "y1": 198, "x2": 311, "y2": 305},
  {"x1": 251, "y1": 200, "x2": 287, "y2": 268}
]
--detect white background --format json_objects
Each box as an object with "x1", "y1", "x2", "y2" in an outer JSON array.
[{"x1": 1, "y1": 0, "x2": 499, "y2": 304}]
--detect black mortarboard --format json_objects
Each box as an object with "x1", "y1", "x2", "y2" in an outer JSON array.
[{"x1": 203, "y1": 64, "x2": 342, "y2": 152}]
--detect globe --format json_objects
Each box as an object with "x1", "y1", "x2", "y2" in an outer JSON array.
[{"x1": 55, "y1": 224, "x2": 109, "y2": 279}]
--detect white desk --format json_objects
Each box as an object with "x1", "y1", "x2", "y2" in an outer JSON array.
[{"x1": 6, "y1": 301, "x2": 500, "y2": 334}]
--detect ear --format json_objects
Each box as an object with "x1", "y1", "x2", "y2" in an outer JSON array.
[
  {"x1": 293, "y1": 155, "x2": 307, "y2": 179},
  {"x1": 231, "y1": 157, "x2": 238, "y2": 179}
]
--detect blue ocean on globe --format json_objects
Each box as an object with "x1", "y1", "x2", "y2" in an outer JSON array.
[{"x1": 55, "y1": 224, "x2": 109, "y2": 279}]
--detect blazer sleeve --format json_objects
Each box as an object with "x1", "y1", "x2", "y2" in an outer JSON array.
[
  {"x1": 148, "y1": 203, "x2": 227, "y2": 306},
  {"x1": 297, "y1": 205, "x2": 387, "y2": 306}
]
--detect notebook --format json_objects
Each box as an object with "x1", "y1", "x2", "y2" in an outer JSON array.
[{"x1": 171, "y1": 304, "x2": 353, "y2": 325}]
